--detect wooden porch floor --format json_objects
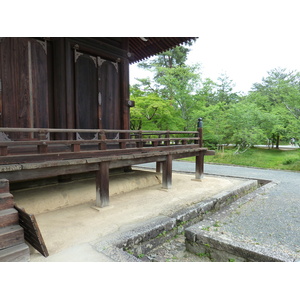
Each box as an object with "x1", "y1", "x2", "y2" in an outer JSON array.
[{"x1": 0, "y1": 128, "x2": 214, "y2": 208}]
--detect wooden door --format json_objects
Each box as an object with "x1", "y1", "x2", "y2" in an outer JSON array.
[
  {"x1": 98, "y1": 57, "x2": 120, "y2": 139},
  {"x1": 0, "y1": 38, "x2": 49, "y2": 140},
  {"x1": 74, "y1": 50, "x2": 120, "y2": 140},
  {"x1": 75, "y1": 51, "x2": 98, "y2": 139}
]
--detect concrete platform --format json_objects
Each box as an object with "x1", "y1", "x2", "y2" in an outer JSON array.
[{"x1": 12, "y1": 168, "x2": 254, "y2": 262}]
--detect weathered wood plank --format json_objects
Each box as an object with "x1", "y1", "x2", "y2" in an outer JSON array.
[
  {"x1": 0, "y1": 225, "x2": 24, "y2": 250},
  {"x1": 0, "y1": 144, "x2": 201, "y2": 165},
  {"x1": 0, "y1": 242, "x2": 30, "y2": 262},
  {"x1": 0, "y1": 193, "x2": 14, "y2": 210},
  {"x1": 0, "y1": 179, "x2": 9, "y2": 193},
  {"x1": 0, "y1": 208, "x2": 19, "y2": 228},
  {"x1": 14, "y1": 205, "x2": 49, "y2": 257}
]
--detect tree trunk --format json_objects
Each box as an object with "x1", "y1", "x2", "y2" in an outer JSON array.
[{"x1": 276, "y1": 134, "x2": 280, "y2": 149}]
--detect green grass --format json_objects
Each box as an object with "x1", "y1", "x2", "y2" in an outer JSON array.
[{"x1": 181, "y1": 147, "x2": 300, "y2": 171}]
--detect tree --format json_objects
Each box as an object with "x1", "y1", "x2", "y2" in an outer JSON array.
[
  {"x1": 132, "y1": 42, "x2": 202, "y2": 131},
  {"x1": 215, "y1": 73, "x2": 240, "y2": 104},
  {"x1": 130, "y1": 86, "x2": 183, "y2": 131},
  {"x1": 250, "y1": 68, "x2": 300, "y2": 148}
]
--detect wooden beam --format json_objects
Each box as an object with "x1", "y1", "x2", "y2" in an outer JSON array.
[{"x1": 95, "y1": 162, "x2": 109, "y2": 208}]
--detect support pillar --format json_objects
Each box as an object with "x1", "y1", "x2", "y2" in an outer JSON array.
[
  {"x1": 95, "y1": 162, "x2": 110, "y2": 208},
  {"x1": 195, "y1": 152, "x2": 204, "y2": 180},
  {"x1": 156, "y1": 162, "x2": 162, "y2": 173},
  {"x1": 162, "y1": 155, "x2": 172, "y2": 189}
]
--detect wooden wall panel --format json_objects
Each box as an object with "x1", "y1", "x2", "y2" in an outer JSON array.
[
  {"x1": 1, "y1": 38, "x2": 30, "y2": 139},
  {"x1": 31, "y1": 40, "x2": 49, "y2": 129},
  {"x1": 75, "y1": 52, "x2": 98, "y2": 139},
  {"x1": 99, "y1": 59, "x2": 120, "y2": 138},
  {"x1": 0, "y1": 38, "x2": 50, "y2": 140}
]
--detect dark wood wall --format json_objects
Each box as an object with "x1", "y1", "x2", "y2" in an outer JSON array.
[
  {"x1": 0, "y1": 37, "x2": 131, "y2": 140},
  {"x1": 0, "y1": 38, "x2": 51, "y2": 139}
]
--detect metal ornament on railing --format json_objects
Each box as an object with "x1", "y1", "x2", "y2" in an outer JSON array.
[{"x1": 197, "y1": 118, "x2": 203, "y2": 129}]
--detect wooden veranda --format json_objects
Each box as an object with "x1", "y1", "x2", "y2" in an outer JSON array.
[{"x1": 0, "y1": 126, "x2": 213, "y2": 208}]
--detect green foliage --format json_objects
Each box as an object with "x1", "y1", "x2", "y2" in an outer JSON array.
[
  {"x1": 130, "y1": 92, "x2": 183, "y2": 131},
  {"x1": 131, "y1": 43, "x2": 202, "y2": 131},
  {"x1": 130, "y1": 47, "x2": 300, "y2": 151},
  {"x1": 203, "y1": 147, "x2": 300, "y2": 171},
  {"x1": 249, "y1": 68, "x2": 300, "y2": 147}
]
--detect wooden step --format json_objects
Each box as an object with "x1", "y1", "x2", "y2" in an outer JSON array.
[
  {"x1": 0, "y1": 225, "x2": 24, "y2": 250},
  {"x1": 0, "y1": 192, "x2": 14, "y2": 210},
  {"x1": 0, "y1": 179, "x2": 9, "y2": 193},
  {"x1": 0, "y1": 243, "x2": 30, "y2": 262},
  {"x1": 0, "y1": 208, "x2": 19, "y2": 228}
]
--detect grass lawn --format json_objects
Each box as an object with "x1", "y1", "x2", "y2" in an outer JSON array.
[{"x1": 181, "y1": 147, "x2": 300, "y2": 171}]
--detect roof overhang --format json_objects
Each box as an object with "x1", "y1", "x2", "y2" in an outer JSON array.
[{"x1": 128, "y1": 37, "x2": 197, "y2": 64}]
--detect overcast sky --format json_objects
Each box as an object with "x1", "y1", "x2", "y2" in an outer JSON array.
[
  {"x1": 130, "y1": 0, "x2": 300, "y2": 94},
  {"x1": 4, "y1": 0, "x2": 300, "y2": 95}
]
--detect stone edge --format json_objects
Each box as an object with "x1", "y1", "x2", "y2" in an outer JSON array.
[{"x1": 93, "y1": 179, "x2": 278, "y2": 262}]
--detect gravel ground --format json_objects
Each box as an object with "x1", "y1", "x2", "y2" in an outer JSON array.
[
  {"x1": 139, "y1": 234, "x2": 211, "y2": 262},
  {"x1": 138, "y1": 161, "x2": 300, "y2": 260}
]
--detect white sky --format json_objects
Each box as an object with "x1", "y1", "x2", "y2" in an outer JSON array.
[
  {"x1": 3, "y1": 0, "x2": 300, "y2": 95},
  {"x1": 129, "y1": 0, "x2": 300, "y2": 94}
]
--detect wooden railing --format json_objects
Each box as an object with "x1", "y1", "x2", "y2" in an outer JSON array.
[
  {"x1": 0, "y1": 128, "x2": 202, "y2": 162},
  {"x1": 0, "y1": 127, "x2": 210, "y2": 208}
]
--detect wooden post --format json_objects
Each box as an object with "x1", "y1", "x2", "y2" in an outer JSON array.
[
  {"x1": 197, "y1": 118, "x2": 203, "y2": 148},
  {"x1": 165, "y1": 131, "x2": 170, "y2": 146},
  {"x1": 196, "y1": 118, "x2": 204, "y2": 180},
  {"x1": 38, "y1": 143, "x2": 48, "y2": 154},
  {"x1": 38, "y1": 131, "x2": 48, "y2": 153},
  {"x1": 0, "y1": 146, "x2": 8, "y2": 156},
  {"x1": 95, "y1": 162, "x2": 110, "y2": 208},
  {"x1": 156, "y1": 162, "x2": 162, "y2": 173},
  {"x1": 99, "y1": 131, "x2": 107, "y2": 150},
  {"x1": 71, "y1": 143, "x2": 81, "y2": 152},
  {"x1": 195, "y1": 151, "x2": 204, "y2": 180},
  {"x1": 162, "y1": 155, "x2": 172, "y2": 189},
  {"x1": 137, "y1": 131, "x2": 143, "y2": 148}
]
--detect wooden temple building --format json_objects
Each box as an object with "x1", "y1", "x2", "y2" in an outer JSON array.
[{"x1": 0, "y1": 37, "x2": 213, "y2": 261}]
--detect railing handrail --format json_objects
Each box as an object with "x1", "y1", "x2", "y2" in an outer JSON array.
[
  {"x1": 0, "y1": 127, "x2": 204, "y2": 162},
  {"x1": 0, "y1": 127, "x2": 198, "y2": 135}
]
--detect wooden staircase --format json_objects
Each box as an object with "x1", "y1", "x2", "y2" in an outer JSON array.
[{"x1": 0, "y1": 179, "x2": 30, "y2": 262}]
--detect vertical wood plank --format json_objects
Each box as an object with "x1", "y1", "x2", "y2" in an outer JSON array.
[
  {"x1": 52, "y1": 38, "x2": 67, "y2": 139},
  {"x1": 120, "y1": 38, "x2": 130, "y2": 131},
  {"x1": 75, "y1": 52, "x2": 98, "y2": 139},
  {"x1": 95, "y1": 162, "x2": 110, "y2": 208},
  {"x1": 0, "y1": 39, "x2": 3, "y2": 127},
  {"x1": 65, "y1": 39, "x2": 75, "y2": 136},
  {"x1": 162, "y1": 155, "x2": 172, "y2": 189}
]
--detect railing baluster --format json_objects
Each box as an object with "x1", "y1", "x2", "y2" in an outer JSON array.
[
  {"x1": 137, "y1": 131, "x2": 143, "y2": 148},
  {"x1": 38, "y1": 130, "x2": 48, "y2": 154},
  {"x1": 165, "y1": 131, "x2": 170, "y2": 146},
  {"x1": 71, "y1": 143, "x2": 81, "y2": 152},
  {"x1": 0, "y1": 146, "x2": 8, "y2": 156},
  {"x1": 99, "y1": 131, "x2": 107, "y2": 150}
]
